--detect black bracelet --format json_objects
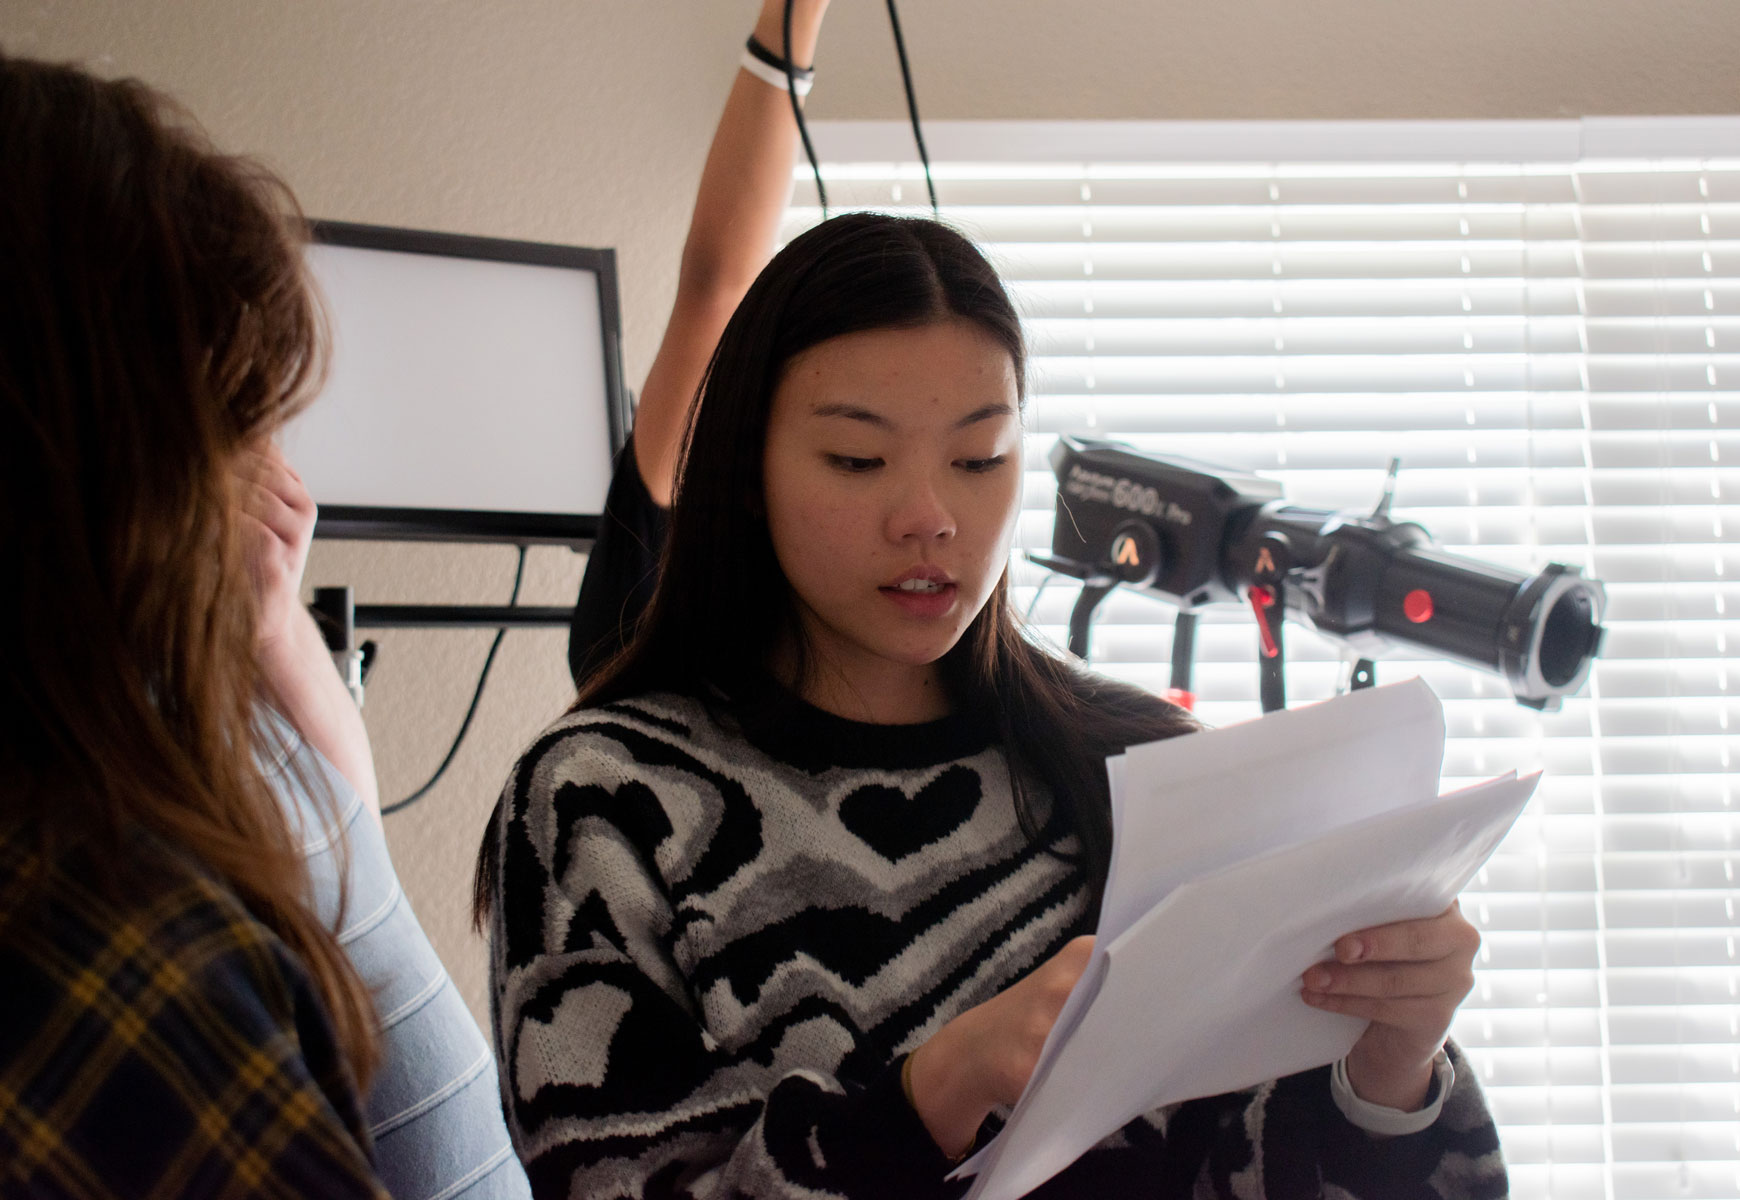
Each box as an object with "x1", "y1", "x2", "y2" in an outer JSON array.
[{"x1": 745, "y1": 34, "x2": 814, "y2": 79}]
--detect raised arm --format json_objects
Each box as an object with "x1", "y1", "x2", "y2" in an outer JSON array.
[{"x1": 632, "y1": 0, "x2": 830, "y2": 506}]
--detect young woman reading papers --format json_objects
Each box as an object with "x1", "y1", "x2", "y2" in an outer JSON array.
[{"x1": 478, "y1": 214, "x2": 1507, "y2": 1198}]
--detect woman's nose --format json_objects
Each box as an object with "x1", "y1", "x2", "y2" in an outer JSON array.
[{"x1": 886, "y1": 476, "x2": 956, "y2": 543}]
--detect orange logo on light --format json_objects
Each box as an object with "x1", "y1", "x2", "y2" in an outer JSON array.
[
  {"x1": 1113, "y1": 536, "x2": 1141, "y2": 566},
  {"x1": 1254, "y1": 547, "x2": 1277, "y2": 575}
]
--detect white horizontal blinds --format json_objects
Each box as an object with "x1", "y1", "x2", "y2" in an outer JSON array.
[
  {"x1": 1572, "y1": 160, "x2": 1740, "y2": 1200},
  {"x1": 788, "y1": 132, "x2": 1740, "y2": 1200}
]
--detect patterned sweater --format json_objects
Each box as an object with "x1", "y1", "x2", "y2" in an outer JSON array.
[{"x1": 488, "y1": 689, "x2": 1509, "y2": 1200}]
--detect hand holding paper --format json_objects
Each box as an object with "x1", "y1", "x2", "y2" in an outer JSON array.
[
  {"x1": 905, "y1": 936, "x2": 1097, "y2": 1160},
  {"x1": 1304, "y1": 898, "x2": 1482, "y2": 1112},
  {"x1": 953, "y1": 678, "x2": 1535, "y2": 1200}
]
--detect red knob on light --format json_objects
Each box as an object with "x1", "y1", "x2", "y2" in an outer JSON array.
[
  {"x1": 1403, "y1": 588, "x2": 1434, "y2": 624},
  {"x1": 1247, "y1": 586, "x2": 1280, "y2": 658}
]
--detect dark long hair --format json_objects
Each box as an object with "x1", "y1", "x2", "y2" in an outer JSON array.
[
  {"x1": 475, "y1": 213, "x2": 1196, "y2": 925},
  {"x1": 0, "y1": 52, "x2": 378, "y2": 1085}
]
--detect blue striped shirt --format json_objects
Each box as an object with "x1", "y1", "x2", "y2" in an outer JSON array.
[{"x1": 264, "y1": 712, "x2": 531, "y2": 1200}]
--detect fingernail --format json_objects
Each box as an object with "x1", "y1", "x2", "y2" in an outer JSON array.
[
  {"x1": 1304, "y1": 966, "x2": 1332, "y2": 990},
  {"x1": 1341, "y1": 937, "x2": 1366, "y2": 962}
]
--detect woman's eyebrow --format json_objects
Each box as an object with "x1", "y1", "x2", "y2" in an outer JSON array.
[
  {"x1": 808, "y1": 402, "x2": 1015, "y2": 431},
  {"x1": 810, "y1": 402, "x2": 892, "y2": 428},
  {"x1": 954, "y1": 403, "x2": 1016, "y2": 430}
]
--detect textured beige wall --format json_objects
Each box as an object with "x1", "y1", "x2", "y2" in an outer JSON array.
[
  {"x1": 822, "y1": 0, "x2": 1740, "y2": 120},
  {"x1": 5, "y1": 0, "x2": 1736, "y2": 1034}
]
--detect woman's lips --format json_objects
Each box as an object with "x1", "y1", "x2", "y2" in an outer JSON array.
[{"x1": 879, "y1": 581, "x2": 958, "y2": 618}]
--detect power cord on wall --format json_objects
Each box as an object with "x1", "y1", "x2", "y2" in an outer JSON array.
[
  {"x1": 381, "y1": 545, "x2": 527, "y2": 816},
  {"x1": 785, "y1": 0, "x2": 829, "y2": 217},
  {"x1": 883, "y1": 0, "x2": 939, "y2": 217},
  {"x1": 785, "y1": 0, "x2": 939, "y2": 220}
]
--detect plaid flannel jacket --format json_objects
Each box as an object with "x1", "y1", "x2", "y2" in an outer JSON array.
[{"x1": 0, "y1": 824, "x2": 389, "y2": 1200}]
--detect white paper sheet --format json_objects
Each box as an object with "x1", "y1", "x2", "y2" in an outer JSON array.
[
  {"x1": 955, "y1": 679, "x2": 1536, "y2": 1200},
  {"x1": 1098, "y1": 677, "x2": 1448, "y2": 944}
]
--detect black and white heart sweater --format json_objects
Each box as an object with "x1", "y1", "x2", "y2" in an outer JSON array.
[{"x1": 487, "y1": 689, "x2": 1508, "y2": 1200}]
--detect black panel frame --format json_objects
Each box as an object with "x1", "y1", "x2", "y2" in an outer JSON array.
[{"x1": 305, "y1": 219, "x2": 628, "y2": 548}]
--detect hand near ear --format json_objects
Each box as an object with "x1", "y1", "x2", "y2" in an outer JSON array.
[
  {"x1": 236, "y1": 441, "x2": 317, "y2": 655},
  {"x1": 233, "y1": 442, "x2": 380, "y2": 815},
  {"x1": 1302, "y1": 900, "x2": 1480, "y2": 1111}
]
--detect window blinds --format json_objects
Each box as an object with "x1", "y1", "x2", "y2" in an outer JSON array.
[{"x1": 789, "y1": 119, "x2": 1739, "y2": 1200}]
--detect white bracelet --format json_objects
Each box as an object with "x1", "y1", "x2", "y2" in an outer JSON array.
[
  {"x1": 1330, "y1": 1048, "x2": 1455, "y2": 1137},
  {"x1": 739, "y1": 49, "x2": 813, "y2": 96}
]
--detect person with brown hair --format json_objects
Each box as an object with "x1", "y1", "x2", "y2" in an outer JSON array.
[
  {"x1": 0, "y1": 49, "x2": 390, "y2": 1197},
  {"x1": 1, "y1": 0, "x2": 834, "y2": 1190}
]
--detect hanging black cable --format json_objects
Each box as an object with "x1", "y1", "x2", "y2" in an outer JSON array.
[
  {"x1": 784, "y1": 0, "x2": 828, "y2": 218},
  {"x1": 382, "y1": 545, "x2": 527, "y2": 816},
  {"x1": 883, "y1": 0, "x2": 939, "y2": 218}
]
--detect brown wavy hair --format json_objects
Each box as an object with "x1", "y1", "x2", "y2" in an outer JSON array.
[{"x1": 0, "y1": 51, "x2": 377, "y2": 1085}]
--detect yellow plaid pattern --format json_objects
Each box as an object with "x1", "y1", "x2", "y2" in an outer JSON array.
[{"x1": 0, "y1": 827, "x2": 390, "y2": 1200}]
